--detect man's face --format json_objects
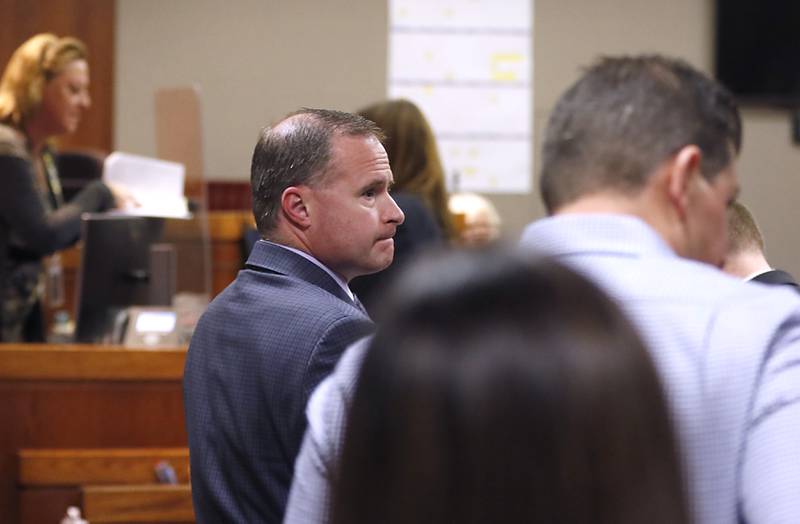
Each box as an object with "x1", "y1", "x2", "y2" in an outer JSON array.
[
  {"x1": 684, "y1": 163, "x2": 739, "y2": 267},
  {"x1": 305, "y1": 134, "x2": 405, "y2": 281}
]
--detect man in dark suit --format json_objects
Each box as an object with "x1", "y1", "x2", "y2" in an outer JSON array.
[
  {"x1": 183, "y1": 108, "x2": 405, "y2": 523},
  {"x1": 722, "y1": 201, "x2": 799, "y2": 289}
]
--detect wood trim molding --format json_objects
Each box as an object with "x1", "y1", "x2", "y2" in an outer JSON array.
[
  {"x1": 82, "y1": 484, "x2": 194, "y2": 523},
  {"x1": 19, "y1": 448, "x2": 190, "y2": 486},
  {"x1": 0, "y1": 344, "x2": 186, "y2": 381}
]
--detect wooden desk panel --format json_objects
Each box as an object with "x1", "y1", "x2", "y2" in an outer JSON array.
[
  {"x1": 0, "y1": 344, "x2": 188, "y2": 524},
  {"x1": 0, "y1": 344, "x2": 186, "y2": 381},
  {"x1": 83, "y1": 484, "x2": 194, "y2": 523},
  {"x1": 19, "y1": 448, "x2": 190, "y2": 486}
]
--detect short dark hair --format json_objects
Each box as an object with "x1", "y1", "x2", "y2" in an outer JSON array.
[
  {"x1": 331, "y1": 250, "x2": 689, "y2": 524},
  {"x1": 250, "y1": 108, "x2": 383, "y2": 235},
  {"x1": 540, "y1": 55, "x2": 742, "y2": 213},
  {"x1": 727, "y1": 201, "x2": 765, "y2": 255}
]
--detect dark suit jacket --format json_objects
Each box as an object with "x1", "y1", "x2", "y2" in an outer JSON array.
[
  {"x1": 184, "y1": 240, "x2": 374, "y2": 523},
  {"x1": 751, "y1": 269, "x2": 800, "y2": 290}
]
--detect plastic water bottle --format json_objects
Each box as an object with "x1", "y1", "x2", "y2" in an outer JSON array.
[{"x1": 60, "y1": 506, "x2": 88, "y2": 524}]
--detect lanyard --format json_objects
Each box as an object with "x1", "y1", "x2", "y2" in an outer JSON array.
[{"x1": 41, "y1": 149, "x2": 64, "y2": 209}]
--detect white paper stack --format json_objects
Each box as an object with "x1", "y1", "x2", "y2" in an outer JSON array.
[{"x1": 103, "y1": 152, "x2": 190, "y2": 218}]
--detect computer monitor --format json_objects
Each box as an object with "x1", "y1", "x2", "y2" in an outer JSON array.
[{"x1": 73, "y1": 214, "x2": 167, "y2": 343}]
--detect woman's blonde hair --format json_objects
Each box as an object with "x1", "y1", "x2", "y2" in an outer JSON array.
[
  {"x1": 0, "y1": 33, "x2": 88, "y2": 128},
  {"x1": 358, "y1": 99, "x2": 456, "y2": 240}
]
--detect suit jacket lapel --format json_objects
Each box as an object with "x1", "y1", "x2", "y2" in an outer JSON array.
[{"x1": 245, "y1": 240, "x2": 355, "y2": 306}]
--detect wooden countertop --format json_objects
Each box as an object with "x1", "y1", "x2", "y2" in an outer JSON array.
[{"x1": 0, "y1": 344, "x2": 187, "y2": 381}]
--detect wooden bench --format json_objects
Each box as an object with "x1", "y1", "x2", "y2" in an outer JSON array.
[
  {"x1": 18, "y1": 448, "x2": 193, "y2": 523},
  {"x1": 0, "y1": 343, "x2": 188, "y2": 523},
  {"x1": 83, "y1": 484, "x2": 193, "y2": 523}
]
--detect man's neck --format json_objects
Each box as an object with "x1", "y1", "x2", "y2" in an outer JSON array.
[
  {"x1": 722, "y1": 250, "x2": 771, "y2": 280},
  {"x1": 553, "y1": 192, "x2": 644, "y2": 216},
  {"x1": 262, "y1": 240, "x2": 354, "y2": 299},
  {"x1": 553, "y1": 184, "x2": 685, "y2": 260}
]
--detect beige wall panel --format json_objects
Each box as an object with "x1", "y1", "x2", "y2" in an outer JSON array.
[{"x1": 116, "y1": 0, "x2": 800, "y2": 274}]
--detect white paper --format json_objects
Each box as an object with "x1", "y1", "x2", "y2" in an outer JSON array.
[
  {"x1": 103, "y1": 152, "x2": 190, "y2": 218},
  {"x1": 389, "y1": 0, "x2": 533, "y2": 193}
]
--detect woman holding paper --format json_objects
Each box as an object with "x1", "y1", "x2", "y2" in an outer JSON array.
[{"x1": 0, "y1": 34, "x2": 119, "y2": 342}]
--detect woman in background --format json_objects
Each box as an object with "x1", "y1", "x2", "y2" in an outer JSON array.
[
  {"x1": 358, "y1": 99, "x2": 456, "y2": 241},
  {"x1": 350, "y1": 99, "x2": 454, "y2": 315},
  {"x1": 331, "y1": 250, "x2": 689, "y2": 523},
  {"x1": 0, "y1": 34, "x2": 120, "y2": 341}
]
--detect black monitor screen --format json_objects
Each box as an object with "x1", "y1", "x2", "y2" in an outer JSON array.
[
  {"x1": 715, "y1": 0, "x2": 800, "y2": 106},
  {"x1": 74, "y1": 214, "x2": 165, "y2": 343}
]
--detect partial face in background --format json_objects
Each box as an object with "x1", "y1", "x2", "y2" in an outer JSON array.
[
  {"x1": 305, "y1": 134, "x2": 405, "y2": 281},
  {"x1": 684, "y1": 163, "x2": 739, "y2": 267},
  {"x1": 39, "y1": 59, "x2": 91, "y2": 135}
]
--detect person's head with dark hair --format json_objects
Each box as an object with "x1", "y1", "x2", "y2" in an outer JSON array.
[
  {"x1": 331, "y1": 250, "x2": 689, "y2": 524},
  {"x1": 250, "y1": 108, "x2": 405, "y2": 281},
  {"x1": 357, "y1": 99, "x2": 456, "y2": 240},
  {"x1": 539, "y1": 55, "x2": 741, "y2": 266}
]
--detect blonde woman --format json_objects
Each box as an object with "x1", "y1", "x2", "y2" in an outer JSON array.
[{"x1": 0, "y1": 34, "x2": 121, "y2": 341}]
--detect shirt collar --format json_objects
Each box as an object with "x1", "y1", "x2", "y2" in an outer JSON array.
[
  {"x1": 520, "y1": 213, "x2": 677, "y2": 260},
  {"x1": 744, "y1": 268, "x2": 774, "y2": 282},
  {"x1": 263, "y1": 240, "x2": 354, "y2": 300}
]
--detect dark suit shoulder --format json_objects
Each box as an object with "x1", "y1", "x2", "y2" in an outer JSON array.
[
  {"x1": 751, "y1": 269, "x2": 800, "y2": 290},
  {"x1": 245, "y1": 240, "x2": 355, "y2": 304}
]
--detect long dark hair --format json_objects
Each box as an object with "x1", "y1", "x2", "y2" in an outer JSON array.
[
  {"x1": 357, "y1": 99, "x2": 456, "y2": 240},
  {"x1": 331, "y1": 250, "x2": 689, "y2": 524}
]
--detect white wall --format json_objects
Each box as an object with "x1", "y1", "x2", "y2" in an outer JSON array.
[
  {"x1": 116, "y1": 0, "x2": 800, "y2": 276},
  {"x1": 115, "y1": 0, "x2": 388, "y2": 180}
]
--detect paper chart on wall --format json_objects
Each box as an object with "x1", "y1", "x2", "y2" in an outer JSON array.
[{"x1": 388, "y1": 0, "x2": 533, "y2": 193}]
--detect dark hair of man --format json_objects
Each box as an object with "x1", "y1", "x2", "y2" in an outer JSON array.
[
  {"x1": 727, "y1": 201, "x2": 765, "y2": 255},
  {"x1": 540, "y1": 54, "x2": 742, "y2": 213},
  {"x1": 330, "y1": 249, "x2": 689, "y2": 524},
  {"x1": 250, "y1": 108, "x2": 384, "y2": 235}
]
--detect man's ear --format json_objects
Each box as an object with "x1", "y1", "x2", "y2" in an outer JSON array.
[
  {"x1": 666, "y1": 145, "x2": 702, "y2": 220},
  {"x1": 280, "y1": 186, "x2": 312, "y2": 229}
]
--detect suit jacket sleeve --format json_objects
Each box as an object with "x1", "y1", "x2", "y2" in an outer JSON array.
[
  {"x1": 286, "y1": 337, "x2": 371, "y2": 524},
  {"x1": 302, "y1": 314, "x2": 373, "y2": 399}
]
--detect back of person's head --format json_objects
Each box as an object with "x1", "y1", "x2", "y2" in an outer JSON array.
[
  {"x1": 331, "y1": 249, "x2": 689, "y2": 524},
  {"x1": 0, "y1": 33, "x2": 87, "y2": 128},
  {"x1": 727, "y1": 201, "x2": 765, "y2": 257},
  {"x1": 357, "y1": 99, "x2": 455, "y2": 239},
  {"x1": 540, "y1": 54, "x2": 741, "y2": 213},
  {"x1": 250, "y1": 108, "x2": 383, "y2": 236},
  {"x1": 722, "y1": 200, "x2": 772, "y2": 278}
]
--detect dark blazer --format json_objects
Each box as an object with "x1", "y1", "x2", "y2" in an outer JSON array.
[
  {"x1": 184, "y1": 240, "x2": 374, "y2": 523},
  {"x1": 0, "y1": 124, "x2": 114, "y2": 341},
  {"x1": 751, "y1": 269, "x2": 800, "y2": 290}
]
